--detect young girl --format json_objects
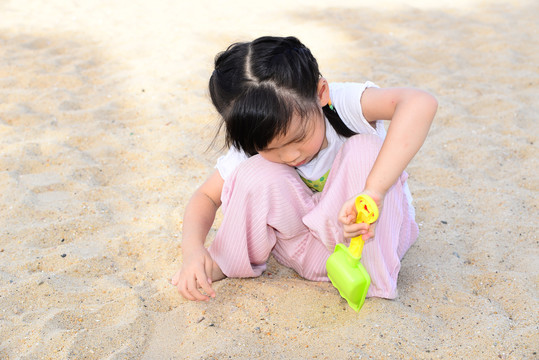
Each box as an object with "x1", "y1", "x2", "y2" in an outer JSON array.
[{"x1": 172, "y1": 36, "x2": 437, "y2": 301}]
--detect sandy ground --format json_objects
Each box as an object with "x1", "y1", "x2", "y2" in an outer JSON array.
[{"x1": 0, "y1": 0, "x2": 537, "y2": 359}]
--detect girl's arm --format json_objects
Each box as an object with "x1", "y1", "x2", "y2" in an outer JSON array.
[
  {"x1": 339, "y1": 87, "x2": 437, "y2": 239},
  {"x1": 362, "y1": 87, "x2": 438, "y2": 198},
  {"x1": 171, "y1": 170, "x2": 226, "y2": 301}
]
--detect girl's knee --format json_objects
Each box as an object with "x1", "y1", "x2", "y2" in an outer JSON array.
[
  {"x1": 231, "y1": 155, "x2": 300, "y2": 191},
  {"x1": 337, "y1": 134, "x2": 383, "y2": 169}
]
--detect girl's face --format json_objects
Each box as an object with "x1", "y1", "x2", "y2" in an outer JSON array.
[{"x1": 258, "y1": 110, "x2": 327, "y2": 167}]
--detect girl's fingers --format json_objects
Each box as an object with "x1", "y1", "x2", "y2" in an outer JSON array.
[
  {"x1": 340, "y1": 211, "x2": 357, "y2": 226},
  {"x1": 178, "y1": 278, "x2": 197, "y2": 301},
  {"x1": 186, "y1": 272, "x2": 210, "y2": 301},
  {"x1": 200, "y1": 260, "x2": 216, "y2": 298},
  {"x1": 362, "y1": 222, "x2": 378, "y2": 241},
  {"x1": 338, "y1": 198, "x2": 357, "y2": 225},
  {"x1": 171, "y1": 270, "x2": 180, "y2": 286},
  {"x1": 343, "y1": 223, "x2": 369, "y2": 238}
]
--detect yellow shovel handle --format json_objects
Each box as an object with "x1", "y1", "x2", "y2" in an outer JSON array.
[
  {"x1": 348, "y1": 195, "x2": 379, "y2": 258},
  {"x1": 349, "y1": 235, "x2": 364, "y2": 258}
]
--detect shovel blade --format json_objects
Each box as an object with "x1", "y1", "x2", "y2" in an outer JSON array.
[{"x1": 326, "y1": 244, "x2": 371, "y2": 311}]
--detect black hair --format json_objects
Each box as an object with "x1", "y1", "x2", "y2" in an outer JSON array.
[{"x1": 209, "y1": 36, "x2": 356, "y2": 156}]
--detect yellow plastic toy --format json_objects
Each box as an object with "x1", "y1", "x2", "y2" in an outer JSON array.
[{"x1": 326, "y1": 194, "x2": 379, "y2": 311}]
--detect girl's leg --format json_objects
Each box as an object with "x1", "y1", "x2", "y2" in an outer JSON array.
[
  {"x1": 208, "y1": 155, "x2": 331, "y2": 281},
  {"x1": 303, "y1": 134, "x2": 418, "y2": 299}
]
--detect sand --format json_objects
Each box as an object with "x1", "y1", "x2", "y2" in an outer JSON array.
[{"x1": 0, "y1": 0, "x2": 537, "y2": 359}]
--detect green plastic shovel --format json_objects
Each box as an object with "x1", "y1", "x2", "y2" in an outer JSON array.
[{"x1": 326, "y1": 194, "x2": 379, "y2": 311}]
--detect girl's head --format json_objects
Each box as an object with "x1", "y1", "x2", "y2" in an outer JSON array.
[{"x1": 209, "y1": 36, "x2": 327, "y2": 156}]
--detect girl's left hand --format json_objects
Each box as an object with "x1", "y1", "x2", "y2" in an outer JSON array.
[{"x1": 338, "y1": 190, "x2": 384, "y2": 242}]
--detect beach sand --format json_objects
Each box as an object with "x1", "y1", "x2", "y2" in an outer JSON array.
[{"x1": 0, "y1": 0, "x2": 537, "y2": 359}]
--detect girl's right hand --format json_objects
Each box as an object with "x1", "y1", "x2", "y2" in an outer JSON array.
[
  {"x1": 338, "y1": 189, "x2": 384, "y2": 242},
  {"x1": 171, "y1": 246, "x2": 217, "y2": 301}
]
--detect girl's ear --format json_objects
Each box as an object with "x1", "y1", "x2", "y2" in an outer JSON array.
[{"x1": 317, "y1": 78, "x2": 330, "y2": 106}]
